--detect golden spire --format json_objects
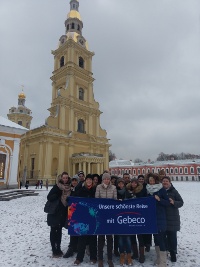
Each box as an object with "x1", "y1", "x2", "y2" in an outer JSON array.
[{"x1": 18, "y1": 85, "x2": 26, "y2": 99}]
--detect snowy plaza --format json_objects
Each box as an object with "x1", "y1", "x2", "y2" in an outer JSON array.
[{"x1": 0, "y1": 182, "x2": 200, "y2": 267}]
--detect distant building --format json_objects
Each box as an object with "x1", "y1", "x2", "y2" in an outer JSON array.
[
  {"x1": 109, "y1": 159, "x2": 200, "y2": 181},
  {"x1": 7, "y1": 90, "x2": 32, "y2": 129},
  {"x1": 0, "y1": 116, "x2": 28, "y2": 189}
]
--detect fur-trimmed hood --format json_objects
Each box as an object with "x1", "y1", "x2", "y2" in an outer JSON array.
[{"x1": 126, "y1": 182, "x2": 143, "y2": 194}]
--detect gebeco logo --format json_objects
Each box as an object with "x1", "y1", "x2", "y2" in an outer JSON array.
[{"x1": 116, "y1": 212, "x2": 145, "y2": 225}]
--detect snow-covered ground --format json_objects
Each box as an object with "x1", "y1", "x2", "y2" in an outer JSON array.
[{"x1": 0, "y1": 182, "x2": 199, "y2": 267}]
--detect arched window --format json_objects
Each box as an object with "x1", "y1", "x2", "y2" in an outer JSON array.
[
  {"x1": 77, "y1": 119, "x2": 85, "y2": 133},
  {"x1": 79, "y1": 57, "x2": 84, "y2": 68},
  {"x1": 60, "y1": 56, "x2": 64, "y2": 67},
  {"x1": 72, "y1": 23, "x2": 75, "y2": 29},
  {"x1": 79, "y1": 88, "x2": 84, "y2": 100},
  {"x1": 67, "y1": 24, "x2": 69, "y2": 30}
]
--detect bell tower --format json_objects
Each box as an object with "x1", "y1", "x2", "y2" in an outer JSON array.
[
  {"x1": 46, "y1": 0, "x2": 107, "y2": 140},
  {"x1": 19, "y1": 0, "x2": 110, "y2": 183},
  {"x1": 7, "y1": 88, "x2": 32, "y2": 129}
]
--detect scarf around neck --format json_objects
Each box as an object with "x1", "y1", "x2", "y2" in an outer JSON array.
[
  {"x1": 57, "y1": 182, "x2": 71, "y2": 207},
  {"x1": 146, "y1": 183, "x2": 162, "y2": 195}
]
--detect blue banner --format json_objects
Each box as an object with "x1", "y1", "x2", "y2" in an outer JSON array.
[{"x1": 68, "y1": 196, "x2": 157, "y2": 235}]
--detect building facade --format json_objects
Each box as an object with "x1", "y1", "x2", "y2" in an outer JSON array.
[
  {"x1": 7, "y1": 90, "x2": 32, "y2": 129},
  {"x1": 0, "y1": 116, "x2": 28, "y2": 189},
  {"x1": 109, "y1": 159, "x2": 200, "y2": 181},
  {"x1": 18, "y1": 0, "x2": 110, "y2": 184}
]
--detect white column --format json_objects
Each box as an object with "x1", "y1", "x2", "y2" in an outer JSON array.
[{"x1": 8, "y1": 139, "x2": 20, "y2": 187}]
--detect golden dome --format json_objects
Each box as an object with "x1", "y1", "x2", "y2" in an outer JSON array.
[
  {"x1": 18, "y1": 92, "x2": 26, "y2": 99},
  {"x1": 67, "y1": 10, "x2": 82, "y2": 21}
]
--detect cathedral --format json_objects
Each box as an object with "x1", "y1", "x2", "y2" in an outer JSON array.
[{"x1": 13, "y1": 0, "x2": 110, "y2": 184}]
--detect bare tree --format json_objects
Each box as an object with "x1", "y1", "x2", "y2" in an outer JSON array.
[{"x1": 109, "y1": 150, "x2": 116, "y2": 161}]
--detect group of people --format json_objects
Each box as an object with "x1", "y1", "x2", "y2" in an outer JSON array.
[
  {"x1": 35, "y1": 180, "x2": 43, "y2": 189},
  {"x1": 46, "y1": 170, "x2": 184, "y2": 267}
]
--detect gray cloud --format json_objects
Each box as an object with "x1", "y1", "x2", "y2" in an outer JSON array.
[{"x1": 0, "y1": 0, "x2": 200, "y2": 161}]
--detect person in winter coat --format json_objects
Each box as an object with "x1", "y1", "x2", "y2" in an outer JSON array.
[
  {"x1": 47, "y1": 172, "x2": 71, "y2": 257},
  {"x1": 73, "y1": 174, "x2": 97, "y2": 265},
  {"x1": 146, "y1": 173, "x2": 170, "y2": 267},
  {"x1": 126, "y1": 178, "x2": 146, "y2": 264},
  {"x1": 76, "y1": 171, "x2": 85, "y2": 190},
  {"x1": 162, "y1": 176, "x2": 184, "y2": 262},
  {"x1": 137, "y1": 175, "x2": 152, "y2": 253},
  {"x1": 93, "y1": 173, "x2": 101, "y2": 187},
  {"x1": 116, "y1": 178, "x2": 133, "y2": 266},
  {"x1": 63, "y1": 175, "x2": 79, "y2": 259},
  {"x1": 95, "y1": 172, "x2": 117, "y2": 267}
]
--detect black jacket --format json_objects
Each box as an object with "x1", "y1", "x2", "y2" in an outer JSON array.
[
  {"x1": 165, "y1": 184, "x2": 184, "y2": 231},
  {"x1": 47, "y1": 184, "x2": 67, "y2": 227},
  {"x1": 76, "y1": 185, "x2": 96, "y2": 198}
]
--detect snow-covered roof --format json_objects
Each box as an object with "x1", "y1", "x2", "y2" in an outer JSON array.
[
  {"x1": 0, "y1": 116, "x2": 28, "y2": 134},
  {"x1": 109, "y1": 159, "x2": 134, "y2": 167},
  {"x1": 109, "y1": 158, "x2": 200, "y2": 168}
]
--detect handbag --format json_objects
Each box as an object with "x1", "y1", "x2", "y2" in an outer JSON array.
[{"x1": 44, "y1": 199, "x2": 59, "y2": 214}]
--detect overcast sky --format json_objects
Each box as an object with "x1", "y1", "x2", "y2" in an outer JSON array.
[{"x1": 0, "y1": 0, "x2": 200, "y2": 161}]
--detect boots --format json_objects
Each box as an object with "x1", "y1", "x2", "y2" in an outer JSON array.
[
  {"x1": 158, "y1": 251, "x2": 167, "y2": 267},
  {"x1": 170, "y1": 250, "x2": 177, "y2": 262},
  {"x1": 120, "y1": 253, "x2": 125, "y2": 265},
  {"x1": 139, "y1": 246, "x2": 145, "y2": 263},
  {"x1": 98, "y1": 260, "x2": 104, "y2": 267},
  {"x1": 56, "y1": 247, "x2": 63, "y2": 256},
  {"x1": 127, "y1": 253, "x2": 133, "y2": 266},
  {"x1": 107, "y1": 260, "x2": 114, "y2": 267},
  {"x1": 154, "y1": 246, "x2": 160, "y2": 265},
  {"x1": 63, "y1": 247, "x2": 74, "y2": 258},
  {"x1": 132, "y1": 244, "x2": 138, "y2": 259}
]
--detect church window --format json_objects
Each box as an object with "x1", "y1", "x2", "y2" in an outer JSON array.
[
  {"x1": 77, "y1": 119, "x2": 85, "y2": 133},
  {"x1": 0, "y1": 154, "x2": 6, "y2": 179},
  {"x1": 67, "y1": 24, "x2": 69, "y2": 30},
  {"x1": 60, "y1": 56, "x2": 64, "y2": 67},
  {"x1": 72, "y1": 23, "x2": 75, "y2": 29},
  {"x1": 77, "y1": 25, "x2": 80, "y2": 31},
  {"x1": 18, "y1": 121, "x2": 22, "y2": 126},
  {"x1": 79, "y1": 57, "x2": 84, "y2": 68},
  {"x1": 20, "y1": 110, "x2": 23, "y2": 113},
  {"x1": 79, "y1": 88, "x2": 84, "y2": 100}
]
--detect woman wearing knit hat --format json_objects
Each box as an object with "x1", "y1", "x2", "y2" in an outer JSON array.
[{"x1": 95, "y1": 173, "x2": 117, "y2": 267}]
